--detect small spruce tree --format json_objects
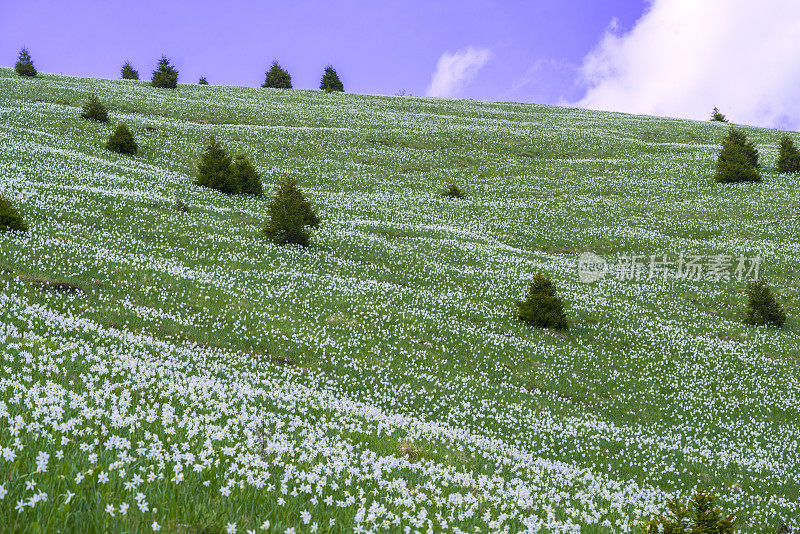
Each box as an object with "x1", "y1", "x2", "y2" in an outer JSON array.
[
  {"x1": 198, "y1": 76, "x2": 209, "y2": 85},
  {"x1": 121, "y1": 61, "x2": 139, "y2": 80},
  {"x1": 440, "y1": 182, "x2": 465, "y2": 198},
  {"x1": 106, "y1": 123, "x2": 138, "y2": 154},
  {"x1": 263, "y1": 176, "x2": 320, "y2": 247},
  {"x1": 320, "y1": 65, "x2": 344, "y2": 92},
  {"x1": 196, "y1": 136, "x2": 236, "y2": 193},
  {"x1": 15, "y1": 47, "x2": 37, "y2": 77},
  {"x1": 710, "y1": 106, "x2": 728, "y2": 122},
  {"x1": 641, "y1": 489, "x2": 737, "y2": 534},
  {"x1": 714, "y1": 128, "x2": 760, "y2": 183},
  {"x1": 80, "y1": 95, "x2": 109, "y2": 123},
  {"x1": 777, "y1": 134, "x2": 800, "y2": 173},
  {"x1": 232, "y1": 154, "x2": 263, "y2": 196},
  {"x1": 0, "y1": 195, "x2": 28, "y2": 232},
  {"x1": 517, "y1": 274, "x2": 568, "y2": 331},
  {"x1": 151, "y1": 55, "x2": 179, "y2": 89},
  {"x1": 744, "y1": 280, "x2": 786, "y2": 327},
  {"x1": 262, "y1": 61, "x2": 292, "y2": 89}
]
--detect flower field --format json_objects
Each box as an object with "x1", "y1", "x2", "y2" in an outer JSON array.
[{"x1": 0, "y1": 68, "x2": 798, "y2": 532}]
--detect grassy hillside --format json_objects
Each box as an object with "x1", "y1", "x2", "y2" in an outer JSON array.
[{"x1": 0, "y1": 68, "x2": 798, "y2": 533}]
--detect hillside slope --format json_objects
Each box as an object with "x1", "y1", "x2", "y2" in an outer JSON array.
[{"x1": 1, "y1": 69, "x2": 799, "y2": 532}]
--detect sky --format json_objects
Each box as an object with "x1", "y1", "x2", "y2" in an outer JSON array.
[{"x1": 2, "y1": 1, "x2": 800, "y2": 129}]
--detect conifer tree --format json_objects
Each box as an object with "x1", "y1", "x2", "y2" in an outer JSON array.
[
  {"x1": 714, "y1": 128, "x2": 760, "y2": 183},
  {"x1": 516, "y1": 274, "x2": 568, "y2": 330},
  {"x1": 232, "y1": 154, "x2": 263, "y2": 196},
  {"x1": 262, "y1": 61, "x2": 292, "y2": 89},
  {"x1": 15, "y1": 48, "x2": 37, "y2": 77},
  {"x1": 0, "y1": 195, "x2": 27, "y2": 232},
  {"x1": 151, "y1": 55, "x2": 179, "y2": 89},
  {"x1": 320, "y1": 65, "x2": 344, "y2": 92},
  {"x1": 710, "y1": 106, "x2": 728, "y2": 122},
  {"x1": 80, "y1": 95, "x2": 109, "y2": 123},
  {"x1": 121, "y1": 61, "x2": 139, "y2": 80},
  {"x1": 195, "y1": 136, "x2": 235, "y2": 193},
  {"x1": 106, "y1": 123, "x2": 137, "y2": 154},
  {"x1": 263, "y1": 176, "x2": 320, "y2": 247},
  {"x1": 198, "y1": 76, "x2": 209, "y2": 85},
  {"x1": 777, "y1": 134, "x2": 800, "y2": 173},
  {"x1": 744, "y1": 281, "x2": 786, "y2": 327}
]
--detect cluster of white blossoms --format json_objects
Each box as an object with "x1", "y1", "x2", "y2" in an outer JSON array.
[{"x1": 0, "y1": 68, "x2": 799, "y2": 531}]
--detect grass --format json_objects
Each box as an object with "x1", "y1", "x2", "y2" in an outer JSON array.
[{"x1": 0, "y1": 68, "x2": 798, "y2": 532}]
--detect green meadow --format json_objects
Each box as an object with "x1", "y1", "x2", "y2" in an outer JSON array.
[{"x1": 0, "y1": 68, "x2": 798, "y2": 533}]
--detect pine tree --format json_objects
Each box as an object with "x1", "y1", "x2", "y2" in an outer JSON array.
[
  {"x1": 151, "y1": 55, "x2": 179, "y2": 89},
  {"x1": 744, "y1": 281, "x2": 786, "y2": 327},
  {"x1": 516, "y1": 274, "x2": 568, "y2": 330},
  {"x1": 440, "y1": 182, "x2": 465, "y2": 198},
  {"x1": 121, "y1": 61, "x2": 139, "y2": 80},
  {"x1": 106, "y1": 123, "x2": 138, "y2": 154},
  {"x1": 641, "y1": 490, "x2": 737, "y2": 534},
  {"x1": 195, "y1": 136, "x2": 235, "y2": 193},
  {"x1": 710, "y1": 106, "x2": 728, "y2": 122},
  {"x1": 777, "y1": 134, "x2": 800, "y2": 173},
  {"x1": 263, "y1": 176, "x2": 320, "y2": 247},
  {"x1": 320, "y1": 65, "x2": 344, "y2": 92},
  {"x1": 232, "y1": 154, "x2": 263, "y2": 196},
  {"x1": 726, "y1": 129, "x2": 758, "y2": 167},
  {"x1": 198, "y1": 76, "x2": 209, "y2": 85},
  {"x1": 15, "y1": 48, "x2": 37, "y2": 77},
  {"x1": 0, "y1": 195, "x2": 27, "y2": 232},
  {"x1": 80, "y1": 95, "x2": 109, "y2": 123},
  {"x1": 262, "y1": 61, "x2": 292, "y2": 89},
  {"x1": 714, "y1": 128, "x2": 760, "y2": 183}
]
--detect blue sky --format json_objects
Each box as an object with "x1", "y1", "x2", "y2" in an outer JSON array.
[
  {"x1": 0, "y1": 1, "x2": 644, "y2": 102},
  {"x1": 3, "y1": 1, "x2": 800, "y2": 128}
]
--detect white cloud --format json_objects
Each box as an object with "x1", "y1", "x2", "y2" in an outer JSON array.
[
  {"x1": 426, "y1": 47, "x2": 492, "y2": 98},
  {"x1": 576, "y1": 0, "x2": 800, "y2": 129}
]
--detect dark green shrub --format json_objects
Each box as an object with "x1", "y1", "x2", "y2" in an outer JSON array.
[
  {"x1": 516, "y1": 274, "x2": 568, "y2": 331},
  {"x1": 198, "y1": 76, "x2": 209, "y2": 85},
  {"x1": 440, "y1": 182, "x2": 465, "y2": 198},
  {"x1": 320, "y1": 65, "x2": 344, "y2": 92},
  {"x1": 15, "y1": 48, "x2": 37, "y2": 77},
  {"x1": 263, "y1": 176, "x2": 320, "y2": 247},
  {"x1": 106, "y1": 123, "x2": 137, "y2": 154},
  {"x1": 0, "y1": 195, "x2": 27, "y2": 232},
  {"x1": 726, "y1": 129, "x2": 758, "y2": 167},
  {"x1": 715, "y1": 129, "x2": 760, "y2": 183},
  {"x1": 174, "y1": 198, "x2": 190, "y2": 212},
  {"x1": 121, "y1": 61, "x2": 139, "y2": 80},
  {"x1": 151, "y1": 55, "x2": 178, "y2": 89},
  {"x1": 744, "y1": 281, "x2": 786, "y2": 327},
  {"x1": 232, "y1": 154, "x2": 263, "y2": 196},
  {"x1": 262, "y1": 61, "x2": 292, "y2": 89},
  {"x1": 777, "y1": 134, "x2": 800, "y2": 173},
  {"x1": 710, "y1": 106, "x2": 728, "y2": 122},
  {"x1": 641, "y1": 489, "x2": 737, "y2": 534},
  {"x1": 80, "y1": 95, "x2": 109, "y2": 123},
  {"x1": 195, "y1": 135, "x2": 235, "y2": 193}
]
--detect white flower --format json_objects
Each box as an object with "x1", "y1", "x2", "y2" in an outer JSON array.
[
  {"x1": 300, "y1": 510, "x2": 311, "y2": 524},
  {"x1": 0, "y1": 484, "x2": 6, "y2": 499},
  {"x1": 260, "y1": 521, "x2": 270, "y2": 530},
  {"x1": 226, "y1": 523, "x2": 236, "y2": 534},
  {"x1": 98, "y1": 471, "x2": 109, "y2": 484},
  {"x1": 120, "y1": 502, "x2": 129, "y2": 515},
  {"x1": 152, "y1": 521, "x2": 161, "y2": 531},
  {"x1": 105, "y1": 504, "x2": 115, "y2": 517}
]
